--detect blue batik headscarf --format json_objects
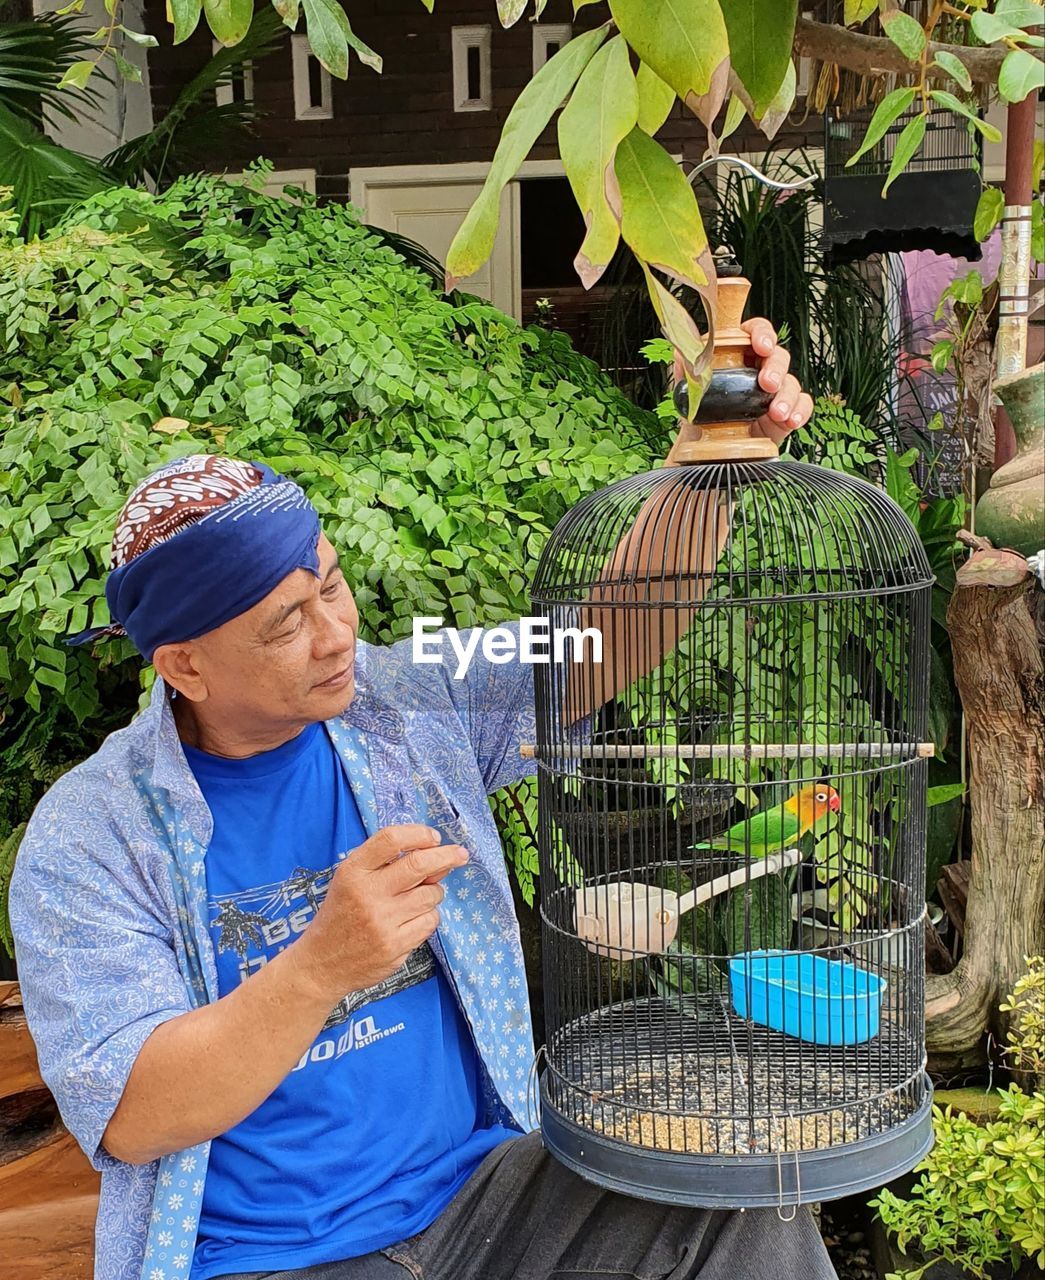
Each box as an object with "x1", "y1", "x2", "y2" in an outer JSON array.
[{"x1": 67, "y1": 455, "x2": 322, "y2": 661}]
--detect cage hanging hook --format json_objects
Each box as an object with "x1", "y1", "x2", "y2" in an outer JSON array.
[{"x1": 687, "y1": 154, "x2": 817, "y2": 192}]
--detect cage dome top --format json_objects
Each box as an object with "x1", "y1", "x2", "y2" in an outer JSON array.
[{"x1": 532, "y1": 460, "x2": 934, "y2": 608}]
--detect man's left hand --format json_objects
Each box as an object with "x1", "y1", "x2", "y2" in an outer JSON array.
[{"x1": 743, "y1": 317, "x2": 814, "y2": 445}]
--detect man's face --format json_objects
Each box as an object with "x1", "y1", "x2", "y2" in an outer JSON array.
[{"x1": 168, "y1": 533, "x2": 359, "y2": 732}]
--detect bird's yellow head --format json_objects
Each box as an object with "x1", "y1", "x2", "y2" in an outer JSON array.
[{"x1": 785, "y1": 784, "x2": 842, "y2": 831}]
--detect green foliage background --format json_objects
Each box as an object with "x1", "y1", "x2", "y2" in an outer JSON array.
[{"x1": 0, "y1": 173, "x2": 661, "y2": 901}]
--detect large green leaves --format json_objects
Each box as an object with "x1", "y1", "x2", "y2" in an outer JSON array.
[
  {"x1": 845, "y1": 87, "x2": 916, "y2": 168},
  {"x1": 615, "y1": 126, "x2": 707, "y2": 290},
  {"x1": 880, "y1": 10, "x2": 926, "y2": 62},
  {"x1": 497, "y1": 0, "x2": 528, "y2": 26},
  {"x1": 929, "y1": 89, "x2": 1002, "y2": 142},
  {"x1": 301, "y1": 0, "x2": 351, "y2": 77},
  {"x1": 756, "y1": 57, "x2": 796, "y2": 140},
  {"x1": 720, "y1": 0, "x2": 797, "y2": 117},
  {"x1": 635, "y1": 62, "x2": 675, "y2": 135},
  {"x1": 843, "y1": 0, "x2": 877, "y2": 22},
  {"x1": 883, "y1": 113, "x2": 926, "y2": 196},
  {"x1": 608, "y1": 0, "x2": 729, "y2": 117},
  {"x1": 973, "y1": 186, "x2": 1004, "y2": 241},
  {"x1": 932, "y1": 49, "x2": 972, "y2": 94},
  {"x1": 203, "y1": 0, "x2": 252, "y2": 47},
  {"x1": 558, "y1": 36, "x2": 638, "y2": 288},
  {"x1": 998, "y1": 48, "x2": 1045, "y2": 103},
  {"x1": 168, "y1": 0, "x2": 202, "y2": 44},
  {"x1": 446, "y1": 25, "x2": 609, "y2": 287}
]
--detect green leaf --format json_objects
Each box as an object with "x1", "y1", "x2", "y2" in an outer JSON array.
[
  {"x1": 757, "y1": 56, "x2": 796, "y2": 139},
  {"x1": 971, "y1": 7, "x2": 1041, "y2": 43},
  {"x1": 300, "y1": 0, "x2": 350, "y2": 77},
  {"x1": 845, "y1": 87, "x2": 916, "y2": 168},
  {"x1": 58, "y1": 60, "x2": 96, "y2": 90},
  {"x1": 614, "y1": 126, "x2": 707, "y2": 288},
  {"x1": 344, "y1": 18, "x2": 382, "y2": 72},
  {"x1": 608, "y1": 0, "x2": 729, "y2": 115},
  {"x1": 932, "y1": 49, "x2": 973, "y2": 93},
  {"x1": 720, "y1": 0, "x2": 797, "y2": 117},
  {"x1": 881, "y1": 10, "x2": 925, "y2": 62},
  {"x1": 973, "y1": 186, "x2": 1004, "y2": 241},
  {"x1": 635, "y1": 61, "x2": 675, "y2": 135},
  {"x1": 720, "y1": 92, "x2": 746, "y2": 142},
  {"x1": 882, "y1": 111, "x2": 926, "y2": 195},
  {"x1": 996, "y1": 0, "x2": 1045, "y2": 25},
  {"x1": 927, "y1": 783, "x2": 965, "y2": 807},
  {"x1": 168, "y1": 0, "x2": 202, "y2": 43},
  {"x1": 112, "y1": 51, "x2": 142, "y2": 82},
  {"x1": 119, "y1": 26, "x2": 160, "y2": 47},
  {"x1": 931, "y1": 339, "x2": 954, "y2": 374},
  {"x1": 273, "y1": 0, "x2": 300, "y2": 25},
  {"x1": 446, "y1": 25, "x2": 609, "y2": 286},
  {"x1": 843, "y1": 0, "x2": 877, "y2": 21},
  {"x1": 497, "y1": 0, "x2": 528, "y2": 25},
  {"x1": 1032, "y1": 197, "x2": 1044, "y2": 264},
  {"x1": 203, "y1": 0, "x2": 253, "y2": 46},
  {"x1": 639, "y1": 260, "x2": 709, "y2": 395},
  {"x1": 559, "y1": 36, "x2": 637, "y2": 288},
  {"x1": 928, "y1": 89, "x2": 1000, "y2": 143},
  {"x1": 998, "y1": 47, "x2": 1045, "y2": 104}
]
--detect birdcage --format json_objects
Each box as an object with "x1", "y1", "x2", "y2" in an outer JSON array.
[
  {"x1": 823, "y1": 104, "x2": 982, "y2": 266},
  {"x1": 527, "y1": 271, "x2": 935, "y2": 1209}
]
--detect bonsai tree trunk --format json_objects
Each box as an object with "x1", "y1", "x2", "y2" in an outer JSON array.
[{"x1": 925, "y1": 540, "x2": 1045, "y2": 1061}]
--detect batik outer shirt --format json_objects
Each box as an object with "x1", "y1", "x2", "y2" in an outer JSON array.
[{"x1": 10, "y1": 622, "x2": 569, "y2": 1280}]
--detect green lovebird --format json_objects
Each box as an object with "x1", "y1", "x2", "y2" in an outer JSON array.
[{"x1": 692, "y1": 784, "x2": 841, "y2": 857}]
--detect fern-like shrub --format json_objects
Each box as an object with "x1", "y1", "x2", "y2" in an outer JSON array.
[{"x1": 0, "y1": 174, "x2": 660, "y2": 944}]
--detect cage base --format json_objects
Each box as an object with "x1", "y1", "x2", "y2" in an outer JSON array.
[{"x1": 540, "y1": 1077, "x2": 933, "y2": 1209}]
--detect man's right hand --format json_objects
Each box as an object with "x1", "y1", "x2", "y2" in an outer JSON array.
[
  {"x1": 298, "y1": 824, "x2": 468, "y2": 1001},
  {"x1": 101, "y1": 823, "x2": 469, "y2": 1165}
]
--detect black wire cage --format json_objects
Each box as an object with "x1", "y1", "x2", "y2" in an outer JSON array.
[{"x1": 528, "y1": 276, "x2": 935, "y2": 1209}]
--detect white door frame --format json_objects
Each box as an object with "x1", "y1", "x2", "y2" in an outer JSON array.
[{"x1": 349, "y1": 160, "x2": 566, "y2": 319}]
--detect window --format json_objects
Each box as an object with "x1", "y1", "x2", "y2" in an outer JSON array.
[
  {"x1": 532, "y1": 24, "x2": 571, "y2": 75},
  {"x1": 452, "y1": 26, "x2": 491, "y2": 112},
  {"x1": 214, "y1": 38, "x2": 254, "y2": 107},
  {"x1": 292, "y1": 34, "x2": 333, "y2": 120}
]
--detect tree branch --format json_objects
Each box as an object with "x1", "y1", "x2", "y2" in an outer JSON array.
[{"x1": 793, "y1": 15, "x2": 1013, "y2": 86}]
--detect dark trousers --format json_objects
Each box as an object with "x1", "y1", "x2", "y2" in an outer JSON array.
[{"x1": 217, "y1": 1131, "x2": 838, "y2": 1280}]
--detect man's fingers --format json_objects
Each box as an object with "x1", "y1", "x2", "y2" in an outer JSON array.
[
  {"x1": 757, "y1": 344, "x2": 790, "y2": 393},
  {"x1": 765, "y1": 373, "x2": 803, "y2": 425},
  {"x1": 790, "y1": 392, "x2": 814, "y2": 430},
  {"x1": 398, "y1": 909, "x2": 443, "y2": 950},
  {"x1": 741, "y1": 316, "x2": 776, "y2": 357},
  {"x1": 385, "y1": 843, "x2": 469, "y2": 893},
  {"x1": 398, "y1": 882, "x2": 446, "y2": 923},
  {"x1": 350, "y1": 824, "x2": 442, "y2": 871}
]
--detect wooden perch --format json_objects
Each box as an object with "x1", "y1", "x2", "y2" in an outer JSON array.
[{"x1": 793, "y1": 15, "x2": 1015, "y2": 86}]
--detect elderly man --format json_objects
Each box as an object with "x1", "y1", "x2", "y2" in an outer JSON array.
[{"x1": 11, "y1": 326, "x2": 836, "y2": 1280}]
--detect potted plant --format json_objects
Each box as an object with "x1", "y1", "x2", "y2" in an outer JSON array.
[{"x1": 870, "y1": 956, "x2": 1045, "y2": 1280}]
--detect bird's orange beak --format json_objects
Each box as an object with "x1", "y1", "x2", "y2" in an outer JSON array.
[{"x1": 828, "y1": 791, "x2": 841, "y2": 813}]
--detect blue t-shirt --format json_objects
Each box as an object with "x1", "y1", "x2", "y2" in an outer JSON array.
[{"x1": 185, "y1": 722, "x2": 516, "y2": 1279}]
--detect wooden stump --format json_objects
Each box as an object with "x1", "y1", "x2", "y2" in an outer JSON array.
[
  {"x1": 0, "y1": 983, "x2": 99, "y2": 1280},
  {"x1": 926, "y1": 548, "x2": 1045, "y2": 1062}
]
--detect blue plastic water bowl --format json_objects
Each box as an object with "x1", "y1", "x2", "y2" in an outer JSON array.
[{"x1": 729, "y1": 949, "x2": 886, "y2": 1045}]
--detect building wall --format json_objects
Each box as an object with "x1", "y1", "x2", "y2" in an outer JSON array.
[
  {"x1": 37, "y1": 0, "x2": 153, "y2": 158},
  {"x1": 141, "y1": 0, "x2": 824, "y2": 200}
]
